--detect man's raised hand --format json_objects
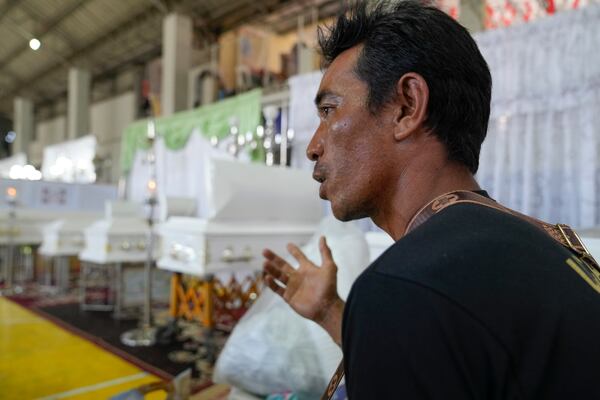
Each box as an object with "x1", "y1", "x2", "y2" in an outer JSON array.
[{"x1": 262, "y1": 236, "x2": 344, "y2": 342}]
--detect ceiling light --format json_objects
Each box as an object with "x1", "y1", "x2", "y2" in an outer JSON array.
[{"x1": 29, "y1": 38, "x2": 41, "y2": 51}]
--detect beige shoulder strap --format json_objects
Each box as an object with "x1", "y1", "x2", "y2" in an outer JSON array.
[
  {"x1": 320, "y1": 359, "x2": 345, "y2": 400},
  {"x1": 406, "y1": 190, "x2": 599, "y2": 271}
]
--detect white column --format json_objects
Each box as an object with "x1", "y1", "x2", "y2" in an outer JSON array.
[
  {"x1": 297, "y1": 45, "x2": 315, "y2": 75},
  {"x1": 459, "y1": 0, "x2": 485, "y2": 33},
  {"x1": 296, "y1": 14, "x2": 315, "y2": 75},
  {"x1": 12, "y1": 97, "x2": 34, "y2": 156},
  {"x1": 67, "y1": 67, "x2": 91, "y2": 139},
  {"x1": 161, "y1": 13, "x2": 192, "y2": 116},
  {"x1": 200, "y1": 44, "x2": 219, "y2": 107}
]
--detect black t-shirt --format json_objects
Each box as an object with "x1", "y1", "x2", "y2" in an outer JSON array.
[{"x1": 342, "y1": 202, "x2": 600, "y2": 399}]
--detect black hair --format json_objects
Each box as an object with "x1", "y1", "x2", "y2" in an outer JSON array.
[{"x1": 318, "y1": 0, "x2": 492, "y2": 173}]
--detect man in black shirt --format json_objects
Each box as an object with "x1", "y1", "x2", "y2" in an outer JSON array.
[{"x1": 262, "y1": 1, "x2": 600, "y2": 398}]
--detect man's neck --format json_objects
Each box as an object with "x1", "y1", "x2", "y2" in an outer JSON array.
[{"x1": 371, "y1": 158, "x2": 480, "y2": 241}]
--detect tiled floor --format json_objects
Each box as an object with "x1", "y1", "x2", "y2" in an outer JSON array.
[{"x1": 0, "y1": 297, "x2": 165, "y2": 399}]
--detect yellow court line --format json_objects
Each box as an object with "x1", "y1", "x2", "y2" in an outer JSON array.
[
  {"x1": 35, "y1": 372, "x2": 149, "y2": 399},
  {"x1": 0, "y1": 297, "x2": 165, "y2": 400}
]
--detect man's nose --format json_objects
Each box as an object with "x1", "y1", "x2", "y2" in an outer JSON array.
[{"x1": 306, "y1": 132, "x2": 323, "y2": 161}]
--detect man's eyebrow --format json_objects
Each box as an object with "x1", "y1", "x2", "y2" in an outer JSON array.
[{"x1": 314, "y1": 90, "x2": 339, "y2": 107}]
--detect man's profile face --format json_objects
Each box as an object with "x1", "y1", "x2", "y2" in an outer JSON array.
[{"x1": 307, "y1": 46, "x2": 397, "y2": 221}]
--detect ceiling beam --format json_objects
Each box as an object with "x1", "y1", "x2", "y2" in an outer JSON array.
[
  {"x1": 269, "y1": 0, "x2": 340, "y2": 33},
  {"x1": 148, "y1": 0, "x2": 169, "y2": 14},
  {"x1": 0, "y1": 0, "x2": 88, "y2": 74},
  {"x1": 19, "y1": 1, "x2": 81, "y2": 52},
  {"x1": 0, "y1": 0, "x2": 315, "y2": 115},
  {"x1": 0, "y1": 4, "x2": 162, "y2": 104},
  {"x1": 219, "y1": 0, "x2": 291, "y2": 32},
  {"x1": 0, "y1": 0, "x2": 19, "y2": 25},
  {"x1": 0, "y1": 67, "x2": 24, "y2": 90}
]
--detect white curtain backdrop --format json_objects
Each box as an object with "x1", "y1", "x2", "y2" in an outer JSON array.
[
  {"x1": 288, "y1": 71, "x2": 323, "y2": 171},
  {"x1": 127, "y1": 130, "x2": 233, "y2": 217},
  {"x1": 476, "y1": 4, "x2": 600, "y2": 228},
  {"x1": 288, "y1": 6, "x2": 600, "y2": 229}
]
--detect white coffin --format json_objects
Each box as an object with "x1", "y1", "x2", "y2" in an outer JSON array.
[
  {"x1": 158, "y1": 219, "x2": 315, "y2": 276},
  {"x1": 157, "y1": 159, "x2": 322, "y2": 276},
  {"x1": 0, "y1": 210, "x2": 100, "y2": 246},
  {"x1": 39, "y1": 218, "x2": 97, "y2": 256},
  {"x1": 79, "y1": 217, "x2": 151, "y2": 264},
  {"x1": 0, "y1": 179, "x2": 116, "y2": 246},
  {"x1": 0, "y1": 211, "x2": 47, "y2": 245}
]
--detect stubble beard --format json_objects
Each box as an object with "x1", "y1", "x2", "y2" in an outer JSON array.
[{"x1": 330, "y1": 192, "x2": 372, "y2": 222}]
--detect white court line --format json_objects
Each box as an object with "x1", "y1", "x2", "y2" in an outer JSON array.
[{"x1": 35, "y1": 372, "x2": 150, "y2": 400}]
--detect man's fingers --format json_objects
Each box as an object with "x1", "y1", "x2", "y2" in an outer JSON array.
[
  {"x1": 287, "y1": 243, "x2": 310, "y2": 264},
  {"x1": 263, "y1": 249, "x2": 294, "y2": 271},
  {"x1": 319, "y1": 236, "x2": 335, "y2": 266},
  {"x1": 263, "y1": 248, "x2": 282, "y2": 262},
  {"x1": 264, "y1": 275, "x2": 285, "y2": 297},
  {"x1": 263, "y1": 249, "x2": 295, "y2": 275},
  {"x1": 264, "y1": 260, "x2": 289, "y2": 284},
  {"x1": 263, "y1": 248, "x2": 289, "y2": 267}
]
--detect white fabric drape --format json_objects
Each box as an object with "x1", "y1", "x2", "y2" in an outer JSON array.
[
  {"x1": 476, "y1": 4, "x2": 600, "y2": 228},
  {"x1": 288, "y1": 71, "x2": 323, "y2": 171},
  {"x1": 287, "y1": 6, "x2": 600, "y2": 229},
  {"x1": 127, "y1": 130, "x2": 233, "y2": 217}
]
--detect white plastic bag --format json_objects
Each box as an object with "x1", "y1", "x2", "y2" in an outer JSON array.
[{"x1": 214, "y1": 217, "x2": 370, "y2": 398}]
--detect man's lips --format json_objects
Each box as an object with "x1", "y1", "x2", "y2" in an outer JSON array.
[
  {"x1": 318, "y1": 180, "x2": 327, "y2": 199},
  {"x1": 313, "y1": 168, "x2": 328, "y2": 198}
]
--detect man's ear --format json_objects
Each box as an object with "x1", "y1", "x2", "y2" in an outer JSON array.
[{"x1": 392, "y1": 72, "x2": 429, "y2": 141}]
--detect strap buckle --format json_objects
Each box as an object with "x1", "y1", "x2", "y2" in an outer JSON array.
[{"x1": 556, "y1": 224, "x2": 600, "y2": 271}]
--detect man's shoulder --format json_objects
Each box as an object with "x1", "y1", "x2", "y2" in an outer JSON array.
[
  {"x1": 345, "y1": 203, "x2": 600, "y2": 399},
  {"x1": 358, "y1": 201, "x2": 581, "y2": 314},
  {"x1": 371, "y1": 201, "x2": 570, "y2": 279}
]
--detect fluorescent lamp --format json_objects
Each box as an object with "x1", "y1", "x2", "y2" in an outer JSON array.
[{"x1": 29, "y1": 38, "x2": 41, "y2": 51}]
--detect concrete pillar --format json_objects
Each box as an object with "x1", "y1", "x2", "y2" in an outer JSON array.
[
  {"x1": 161, "y1": 13, "x2": 192, "y2": 116},
  {"x1": 12, "y1": 97, "x2": 34, "y2": 156},
  {"x1": 199, "y1": 44, "x2": 219, "y2": 107},
  {"x1": 297, "y1": 44, "x2": 315, "y2": 75},
  {"x1": 459, "y1": 0, "x2": 485, "y2": 33},
  {"x1": 67, "y1": 67, "x2": 91, "y2": 139},
  {"x1": 296, "y1": 14, "x2": 316, "y2": 75}
]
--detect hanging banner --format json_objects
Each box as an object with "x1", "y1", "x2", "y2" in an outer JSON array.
[{"x1": 120, "y1": 89, "x2": 262, "y2": 173}]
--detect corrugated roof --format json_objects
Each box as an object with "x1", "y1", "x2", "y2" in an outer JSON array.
[{"x1": 0, "y1": 0, "x2": 339, "y2": 117}]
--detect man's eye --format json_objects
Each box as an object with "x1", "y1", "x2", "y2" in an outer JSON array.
[{"x1": 320, "y1": 106, "x2": 332, "y2": 117}]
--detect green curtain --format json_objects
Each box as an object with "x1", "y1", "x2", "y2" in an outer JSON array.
[{"x1": 120, "y1": 89, "x2": 262, "y2": 173}]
